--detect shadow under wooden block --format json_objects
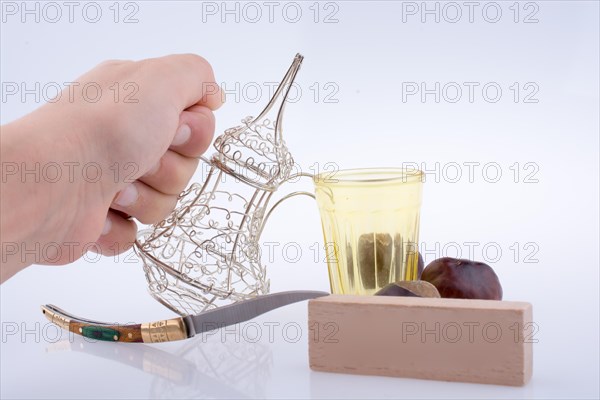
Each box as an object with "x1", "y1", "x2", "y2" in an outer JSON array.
[{"x1": 308, "y1": 295, "x2": 533, "y2": 386}]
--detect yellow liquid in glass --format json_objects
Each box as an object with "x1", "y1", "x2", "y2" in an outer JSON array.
[{"x1": 314, "y1": 168, "x2": 423, "y2": 295}]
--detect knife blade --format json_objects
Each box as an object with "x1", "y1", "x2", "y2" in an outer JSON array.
[{"x1": 188, "y1": 290, "x2": 330, "y2": 335}]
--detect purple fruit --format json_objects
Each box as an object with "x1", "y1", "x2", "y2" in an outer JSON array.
[{"x1": 421, "y1": 257, "x2": 503, "y2": 300}]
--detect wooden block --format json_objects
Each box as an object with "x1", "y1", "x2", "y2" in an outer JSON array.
[{"x1": 308, "y1": 295, "x2": 533, "y2": 386}]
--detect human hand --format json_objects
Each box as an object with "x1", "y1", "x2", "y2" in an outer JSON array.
[{"x1": 1, "y1": 54, "x2": 222, "y2": 280}]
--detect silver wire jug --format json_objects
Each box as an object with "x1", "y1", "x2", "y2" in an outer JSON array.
[{"x1": 135, "y1": 54, "x2": 309, "y2": 316}]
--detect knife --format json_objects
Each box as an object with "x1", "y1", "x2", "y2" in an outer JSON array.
[{"x1": 41, "y1": 290, "x2": 329, "y2": 343}]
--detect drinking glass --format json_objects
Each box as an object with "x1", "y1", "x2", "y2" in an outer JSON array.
[{"x1": 313, "y1": 168, "x2": 424, "y2": 295}]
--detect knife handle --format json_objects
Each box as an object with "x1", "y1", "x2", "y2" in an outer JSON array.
[{"x1": 41, "y1": 304, "x2": 194, "y2": 343}]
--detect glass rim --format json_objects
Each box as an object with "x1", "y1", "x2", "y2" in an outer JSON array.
[{"x1": 313, "y1": 167, "x2": 424, "y2": 186}]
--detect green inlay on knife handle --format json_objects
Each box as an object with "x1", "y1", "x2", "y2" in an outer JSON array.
[
  {"x1": 41, "y1": 305, "x2": 144, "y2": 343},
  {"x1": 81, "y1": 326, "x2": 120, "y2": 341}
]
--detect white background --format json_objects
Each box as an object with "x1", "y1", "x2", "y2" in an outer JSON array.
[{"x1": 1, "y1": 1, "x2": 599, "y2": 398}]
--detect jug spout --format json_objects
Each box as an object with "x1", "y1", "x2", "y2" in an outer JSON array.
[
  {"x1": 212, "y1": 53, "x2": 304, "y2": 190},
  {"x1": 258, "y1": 53, "x2": 304, "y2": 146}
]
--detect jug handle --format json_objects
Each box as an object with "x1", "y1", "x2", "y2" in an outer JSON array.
[{"x1": 258, "y1": 172, "x2": 315, "y2": 237}]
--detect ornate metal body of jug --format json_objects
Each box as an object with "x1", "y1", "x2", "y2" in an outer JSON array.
[{"x1": 135, "y1": 54, "x2": 306, "y2": 316}]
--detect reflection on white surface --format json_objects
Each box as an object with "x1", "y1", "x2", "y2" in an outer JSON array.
[
  {"x1": 149, "y1": 335, "x2": 272, "y2": 399},
  {"x1": 45, "y1": 334, "x2": 273, "y2": 399}
]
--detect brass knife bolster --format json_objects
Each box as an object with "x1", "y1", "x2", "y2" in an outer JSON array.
[
  {"x1": 41, "y1": 304, "x2": 194, "y2": 343},
  {"x1": 140, "y1": 319, "x2": 188, "y2": 343}
]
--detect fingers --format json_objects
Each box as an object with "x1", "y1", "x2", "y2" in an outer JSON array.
[
  {"x1": 137, "y1": 104, "x2": 213, "y2": 195},
  {"x1": 98, "y1": 143, "x2": 197, "y2": 255},
  {"x1": 110, "y1": 181, "x2": 177, "y2": 225},
  {"x1": 108, "y1": 104, "x2": 213, "y2": 227},
  {"x1": 93, "y1": 211, "x2": 137, "y2": 256},
  {"x1": 139, "y1": 150, "x2": 199, "y2": 195},
  {"x1": 170, "y1": 105, "x2": 216, "y2": 158}
]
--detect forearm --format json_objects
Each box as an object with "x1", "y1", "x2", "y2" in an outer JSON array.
[
  {"x1": 1, "y1": 119, "x2": 44, "y2": 280},
  {"x1": 0, "y1": 112, "x2": 83, "y2": 282}
]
